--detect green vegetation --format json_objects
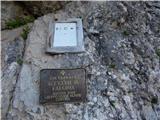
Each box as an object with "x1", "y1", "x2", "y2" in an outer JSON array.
[
  {"x1": 127, "y1": 90, "x2": 132, "y2": 94},
  {"x1": 21, "y1": 25, "x2": 30, "y2": 40},
  {"x1": 16, "y1": 58, "x2": 23, "y2": 65},
  {"x1": 110, "y1": 100, "x2": 116, "y2": 107},
  {"x1": 123, "y1": 30, "x2": 130, "y2": 36},
  {"x1": 6, "y1": 16, "x2": 35, "y2": 29},
  {"x1": 156, "y1": 48, "x2": 160, "y2": 57},
  {"x1": 109, "y1": 63, "x2": 116, "y2": 69},
  {"x1": 151, "y1": 96, "x2": 158, "y2": 104}
]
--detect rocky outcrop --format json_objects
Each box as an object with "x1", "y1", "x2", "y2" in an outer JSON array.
[
  {"x1": 18, "y1": 1, "x2": 69, "y2": 17},
  {"x1": 1, "y1": 25, "x2": 32, "y2": 120},
  {"x1": 1, "y1": 1, "x2": 67, "y2": 30},
  {"x1": 1, "y1": 1, "x2": 29, "y2": 30},
  {"x1": 2, "y1": 1, "x2": 160, "y2": 120}
]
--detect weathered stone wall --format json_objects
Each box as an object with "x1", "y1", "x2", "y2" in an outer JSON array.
[
  {"x1": 1, "y1": 1, "x2": 29, "y2": 30},
  {"x1": 1, "y1": 1, "x2": 160, "y2": 120},
  {"x1": 1, "y1": 1, "x2": 68, "y2": 30},
  {"x1": 18, "y1": 1, "x2": 69, "y2": 17},
  {"x1": 1, "y1": 24, "x2": 33, "y2": 120}
]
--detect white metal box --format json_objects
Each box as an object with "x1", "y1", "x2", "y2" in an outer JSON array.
[{"x1": 46, "y1": 18, "x2": 85, "y2": 54}]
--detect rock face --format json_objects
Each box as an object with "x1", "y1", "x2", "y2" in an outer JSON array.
[
  {"x1": 19, "y1": 1, "x2": 69, "y2": 17},
  {"x1": 1, "y1": 1, "x2": 29, "y2": 30},
  {"x1": 1, "y1": 26, "x2": 27, "y2": 120},
  {"x1": 2, "y1": 1, "x2": 160, "y2": 120},
  {"x1": 1, "y1": 1, "x2": 68, "y2": 30}
]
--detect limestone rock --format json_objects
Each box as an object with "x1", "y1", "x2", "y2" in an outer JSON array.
[
  {"x1": 1, "y1": 24, "x2": 33, "y2": 119},
  {"x1": 1, "y1": 24, "x2": 32, "y2": 70},
  {"x1": 1, "y1": 36, "x2": 24, "y2": 120},
  {"x1": 2, "y1": 1, "x2": 160, "y2": 120},
  {"x1": 19, "y1": 1, "x2": 69, "y2": 17},
  {"x1": 1, "y1": 1, "x2": 29, "y2": 30}
]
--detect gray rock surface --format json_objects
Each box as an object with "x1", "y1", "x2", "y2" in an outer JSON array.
[
  {"x1": 1, "y1": 25, "x2": 32, "y2": 120},
  {"x1": 1, "y1": 1, "x2": 29, "y2": 30},
  {"x1": 2, "y1": 1, "x2": 160, "y2": 120},
  {"x1": 1, "y1": 34, "x2": 24, "y2": 120},
  {"x1": 18, "y1": 1, "x2": 69, "y2": 17}
]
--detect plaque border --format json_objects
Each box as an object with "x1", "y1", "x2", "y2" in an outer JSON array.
[
  {"x1": 46, "y1": 18, "x2": 85, "y2": 54},
  {"x1": 39, "y1": 68, "x2": 87, "y2": 104}
]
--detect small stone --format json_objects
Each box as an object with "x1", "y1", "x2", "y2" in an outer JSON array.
[
  {"x1": 112, "y1": 75, "x2": 117, "y2": 79},
  {"x1": 93, "y1": 97, "x2": 98, "y2": 103},
  {"x1": 89, "y1": 27, "x2": 99, "y2": 34},
  {"x1": 111, "y1": 21, "x2": 118, "y2": 28},
  {"x1": 119, "y1": 3, "x2": 128, "y2": 12},
  {"x1": 120, "y1": 17, "x2": 125, "y2": 24},
  {"x1": 88, "y1": 102, "x2": 94, "y2": 106}
]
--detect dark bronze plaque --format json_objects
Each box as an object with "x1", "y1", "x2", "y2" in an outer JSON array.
[{"x1": 40, "y1": 69, "x2": 86, "y2": 104}]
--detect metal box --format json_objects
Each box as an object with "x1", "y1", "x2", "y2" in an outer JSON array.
[{"x1": 46, "y1": 18, "x2": 85, "y2": 54}]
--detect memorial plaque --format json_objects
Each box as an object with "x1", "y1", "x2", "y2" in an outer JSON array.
[
  {"x1": 40, "y1": 69, "x2": 86, "y2": 104},
  {"x1": 46, "y1": 18, "x2": 85, "y2": 54}
]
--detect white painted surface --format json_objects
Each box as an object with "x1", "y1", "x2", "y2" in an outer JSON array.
[{"x1": 53, "y1": 23, "x2": 77, "y2": 47}]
